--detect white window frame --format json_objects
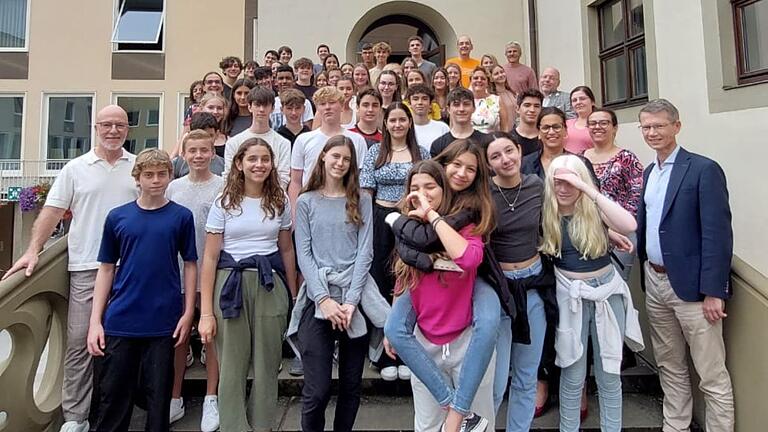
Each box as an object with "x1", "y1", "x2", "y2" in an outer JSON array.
[
  {"x1": 144, "y1": 137, "x2": 159, "y2": 149},
  {"x1": 177, "y1": 92, "x2": 190, "y2": 142},
  {"x1": 0, "y1": 0, "x2": 31, "y2": 52},
  {"x1": 41, "y1": 92, "x2": 95, "y2": 174},
  {"x1": 146, "y1": 108, "x2": 159, "y2": 126},
  {"x1": 0, "y1": 92, "x2": 26, "y2": 176},
  {"x1": 111, "y1": 92, "x2": 164, "y2": 151},
  {"x1": 111, "y1": 0, "x2": 166, "y2": 53}
]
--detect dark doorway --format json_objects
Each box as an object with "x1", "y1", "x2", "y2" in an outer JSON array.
[{"x1": 357, "y1": 14, "x2": 444, "y2": 66}]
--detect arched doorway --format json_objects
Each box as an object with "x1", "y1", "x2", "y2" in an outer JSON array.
[
  {"x1": 359, "y1": 15, "x2": 443, "y2": 65},
  {"x1": 346, "y1": 1, "x2": 456, "y2": 68}
]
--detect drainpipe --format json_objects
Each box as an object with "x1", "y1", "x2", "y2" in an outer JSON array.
[{"x1": 528, "y1": 0, "x2": 539, "y2": 74}]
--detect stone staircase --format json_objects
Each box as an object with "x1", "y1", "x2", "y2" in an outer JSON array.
[{"x1": 127, "y1": 352, "x2": 666, "y2": 431}]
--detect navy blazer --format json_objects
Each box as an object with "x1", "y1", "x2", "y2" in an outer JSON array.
[{"x1": 637, "y1": 147, "x2": 733, "y2": 302}]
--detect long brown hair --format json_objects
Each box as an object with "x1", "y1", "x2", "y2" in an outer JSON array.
[
  {"x1": 219, "y1": 138, "x2": 286, "y2": 219},
  {"x1": 433, "y1": 139, "x2": 496, "y2": 237},
  {"x1": 393, "y1": 160, "x2": 453, "y2": 293},
  {"x1": 302, "y1": 135, "x2": 363, "y2": 226},
  {"x1": 377, "y1": 102, "x2": 423, "y2": 169}
]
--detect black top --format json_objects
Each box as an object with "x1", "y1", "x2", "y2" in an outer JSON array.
[
  {"x1": 552, "y1": 216, "x2": 612, "y2": 272},
  {"x1": 490, "y1": 174, "x2": 543, "y2": 263},
  {"x1": 295, "y1": 84, "x2": 317, "y2": 111},
  {"x1": 430, "y1": 130, "x2": 489, "y2": 158},
  {"x1": 277, "y1": 124, "x2": 311, "y2": 147},
  {"x1": 510, "y1": 128, "x2": 541, "y2": 156},
  {"x1": 521, "y1": 149, "x2": 600, "y2": 186}
]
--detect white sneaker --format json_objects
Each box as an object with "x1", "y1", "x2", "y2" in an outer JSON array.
[
  {"x1": 380, "y1": 366, "x2": 398, "y2": 381},
  {"x1": 200, "y1": 395, "x2": 220, "y2": 432},
  {"x1": 185, "y1": 345, "x2": 194, "y2": 368},
  {"x1": 169, "y1": 397, "x2": 185, "y2": 423},
  {"x1": 398, "y1": 365, "x2": 412, "y2": 380},
  {"x1": 200, "y1": 345, "x2": 207, "y2": 365},
  {"x1": 59, "y1": 420, "x2": 89, "y2": 432}
]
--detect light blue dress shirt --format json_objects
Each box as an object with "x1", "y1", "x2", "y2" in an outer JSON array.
[{"x1": 643, "y1": 145, "x2": 681, "y2": 265}]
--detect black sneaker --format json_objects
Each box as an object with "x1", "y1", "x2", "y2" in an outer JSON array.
[
  {"x1": 459, "y1": 413, "x2": 489, "y2": 432},
  {"x1": 289, "y1": 357, "x2": 304, "y2": 376}
]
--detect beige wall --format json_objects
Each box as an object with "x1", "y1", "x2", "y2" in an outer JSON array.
[
  {"x1": 0, "y1": 0, "x2": 245, "y2": 158},
  {"x1": 257, "y1": 0, "x2": 531, "y2": 68}
]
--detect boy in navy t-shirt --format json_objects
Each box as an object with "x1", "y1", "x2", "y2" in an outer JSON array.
[{"x1": 87, "y1": 148, "x2": 197, "y2": 432}]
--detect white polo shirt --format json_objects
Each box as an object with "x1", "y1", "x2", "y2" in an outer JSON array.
[{"x1": 45, "y1": 149, "x2": 138, "y2": 271}]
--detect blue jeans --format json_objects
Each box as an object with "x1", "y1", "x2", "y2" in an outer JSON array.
[
  {"x1": 493, "y1": 260, "x2": 547, "y2": 432},
  {"x1": 384, "y1": 278, "x2": 500, "y2": 415},
  {"x1": 558, "y1": 268, "x2": 625, "y2": 432}
]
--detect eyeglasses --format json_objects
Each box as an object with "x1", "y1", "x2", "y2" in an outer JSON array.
[
  {"x1": 587, "y1": 120, "x2": 612, "y2": 128},
  {"x1": 205, "y1": 79, "x2": 222, "y2": 85},
  {"x1": 638, "y1": 123, "x2": 671, "y2": 133},
  {"x1": 540, "y1": 124, "x2": 564, "y2": 133},
  {"x1": 96, "y1": 122, "x2": 129, "y2": 131}
]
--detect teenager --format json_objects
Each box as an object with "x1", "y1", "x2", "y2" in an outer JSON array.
[
  {"x1": 293, "y1": 57, "x2": 318, "y2": 109},
  {"x1": 198, "y1": 138, "x2": 297, "y2": 432},
  {"x1": 406, "y1": 84, "x2": 449, "y2": 150},
  {"x1": 360, "y1": 42, "x2": 375, "y2": 70},
  {"x1": 253, "y1": 66, "x2": 274, "y2": 89},
  {"x1": 432, "y1": 67, "x2": 450, "y2": 120},
  {"x1": 88, "y1": 149, "x2": 197, "y2": 432},
  {"x1": 359, "y1": 102, "x2": 430, "y2": 380},
  {"x1": 540, "y1": 154, "x2": 643, "y2": 432},
  {"x1": 510, "y1": 89, "x2": 545, "y2": 157},
  {"x1": 323, "y1": 54, "x2": 340, "y2": 72},
  {"x1": 337, "y1": 76, "x2": 357, "y2": 129},
  {"x1": 564, "y1": 86, "x2": 597, "y2": 154},
  {"x1": 183, "y1": 79, "x2": 205, "y2": 129},
  {"x1": 327, "y1": 67, "x2": 343, "y2": 88},
  {"x1": 445, "y1": 63, "x2": 463, "y2": 91},
  {"x1": 430, "y1": 88, "x2": 488, "y2": 157},
  {"x1": 272, "y1": 65, "x2": 314, "y2": 130},
  {"x1": 376, "y1": 70, "x2": 401, "y2": 110},
  {"x1": 264, "y1": 49, "x2": 279, "y2": 68},
  {"x1": 227, "y1": 78, "x2": 255, "y2": 137},
  {"x1": 401, "y1": 57, "x2": 419, "y2": 78},
  {"x1": 314, "y1": 70, "x2": 329, "y2": 89},
  {"x1": 383, "y1": 63, "x2": 405, "y2": 91},
  {"x1": 243, "y1": 60, "x2": 259, "y2": 80},
  {"x1": 341, "y1": 62, "x2": 355, "y2": 77},
  {"x1": 173, "y1": 91, "x2": 230, "y2": 159},
  {"x1": 167, "y1": 131, "x2": 225, "y2": 431},
  {"x1": 288, "y1": 136, "x2": 390, "y2": 432},
  {"x1": 490, "y1": 64, "x2": 518, "y2": 130},
  {"x1": 408, "y1": 35, "x2": 437, "y2": 78},
  {"x1": 369, "y1": 42, "x2": 391, "y2": 84},
  {"x1": 348, "y1": 88, "x2": 384, "y2": 148},
  {"x1": 352, "y1": 63, "x2": 372, "y2": 90},
  {"x1": 385, "y1": 159, "x2": 494, "y2": 432},
  {"x1": 172, "y1": 112, "x2": 226, "y2": 178},
  {"x1": 485, "y1": 132, "x2": 556, "y2": 432},
  {"x1": 289, "y1": 87, "x2": 368, "y2": 215},
  {"x1": 219, "y1": 56, "x2": 243, "y2": 99},
  {"x1": 314, "y1": 44, "x2": 331, "y2": 75},
  {"x1": 480, "y1": 54, "x2": 499, "y2": 71},
  {"x1": 278, "y1": 45, "x2": 293, "y2": 65},
  {"x1": 276, "y1": 89, "x2": 311, "y2": 146},
  {"x1": 470, "y1": 66, "x2": 507, "y2": 133},
  {"x1": 223, "y1": 87, "x2": 292, "y2": 189}
]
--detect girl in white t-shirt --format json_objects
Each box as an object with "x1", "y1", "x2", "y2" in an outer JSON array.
[{"x1": 198, "y1": 138, "x2": 297, "y2": 431}]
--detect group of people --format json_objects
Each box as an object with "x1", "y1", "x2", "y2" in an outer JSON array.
[{"x1": 2, "y1": 33, "x2": 735, "y2": 432}]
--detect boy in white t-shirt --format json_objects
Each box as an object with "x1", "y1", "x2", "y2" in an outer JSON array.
[
  {"x1": 407, "y1": 84, "x2": 450, "y2": 151},
  {"x1": 288, "y1": 86, "x2": 368, "y2": 219},
  {"x1": 166, "y1": 130, "x2": 225, "y2": 432}
]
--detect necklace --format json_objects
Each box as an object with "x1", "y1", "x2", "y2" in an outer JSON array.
[
  {"x1": 495, "y1": 178, "x2": 523, "y2": 212},
  {"x1": 392, "y1": 145, "x2": 409, "y2": 153}
]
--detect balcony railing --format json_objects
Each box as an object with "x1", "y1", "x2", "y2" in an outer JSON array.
[{"x1": 0, "y1": 160, "x2": 68, "y2": 201}]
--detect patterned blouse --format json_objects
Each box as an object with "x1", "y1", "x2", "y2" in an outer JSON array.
[
  {"x1": 472, "y1": 95, "x2": 501, "y2": 133},
  {"x1": 590, "y1": 149, "x2": 644, "y2": 216},
  {"x1": 360, "y1": 143, "x2": 431, "y2": 203}
]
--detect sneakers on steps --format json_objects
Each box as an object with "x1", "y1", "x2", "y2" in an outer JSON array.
[
  {"x1": 380, "y1": 366, "x2": 398, "y2": 381},
  {"x1": 200, "y1": 395, "x2": 220, "y2": 432},
  {"x1": 185, "y1": 345, "x2": 194, "y2": 368},
  {"x1": 169, "y1": 397, "x2": 185, "y2": 423},
  {"x1": 459, "y1": 412, "x2": 489, "y2": 432},
  {"x1": 397, "y1": 365, "x2": 412, "y2": 380},
  {"x1": 200, "y1": 345, "x2": 207, "y2": 365},
  {"x1": 59, "y1": 420, "x2": 89, "y2": 432}
]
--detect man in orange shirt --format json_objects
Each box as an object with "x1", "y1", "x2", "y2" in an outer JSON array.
[{"x1": 445, "y1": 35, "x2": 480, "y2": 88}]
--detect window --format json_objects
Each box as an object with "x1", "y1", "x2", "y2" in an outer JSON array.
[
  {"x1": 44, "y1": 95, "x2": 94, "y2": 166},
  {"x1": 178, "y1": 93, "x2": 191, "y2": 140},
  {"x1": 115, "y1": 95, "x2": 161, "y2": 153},
  {"x1": 112, "y1": 0, "x2": 164, "y2": 51},
  {"x1": 597, "y1": 0, "x2": 648, "y2": 107},
  {"x1": 0, "y1": 0, "x2": 28, "y2": 50},
  {"x1": 733, "y1": 0, "x2": 768, "y2": 84},
  {"x1": 0, "y1": 96, "x2": 23, "y2": 171}
]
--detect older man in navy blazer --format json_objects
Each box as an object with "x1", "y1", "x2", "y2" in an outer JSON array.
[{"x1": 636, "y1": 99, "x2": 734, "y2": 432}]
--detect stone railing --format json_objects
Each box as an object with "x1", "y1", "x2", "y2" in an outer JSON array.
[{"x1": 0, "y1": 237, "x2": 69, "y2": 432}]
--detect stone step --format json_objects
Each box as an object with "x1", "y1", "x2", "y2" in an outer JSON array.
[{"x1": 130, "y1": 393, "x2": 664, "y2": 431}]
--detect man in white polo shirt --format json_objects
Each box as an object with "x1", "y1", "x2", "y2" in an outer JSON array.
[{"x1": 3, "y1": 105, "x2": 138, "y2": 432}]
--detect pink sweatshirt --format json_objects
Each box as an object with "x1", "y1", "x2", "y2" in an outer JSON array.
[
  {"x1": 565, "y1": 118, "x2": 594, "y2": 154},
  {"x1": 410, "y1": 225, "x2": 484, "y2": 345}
]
